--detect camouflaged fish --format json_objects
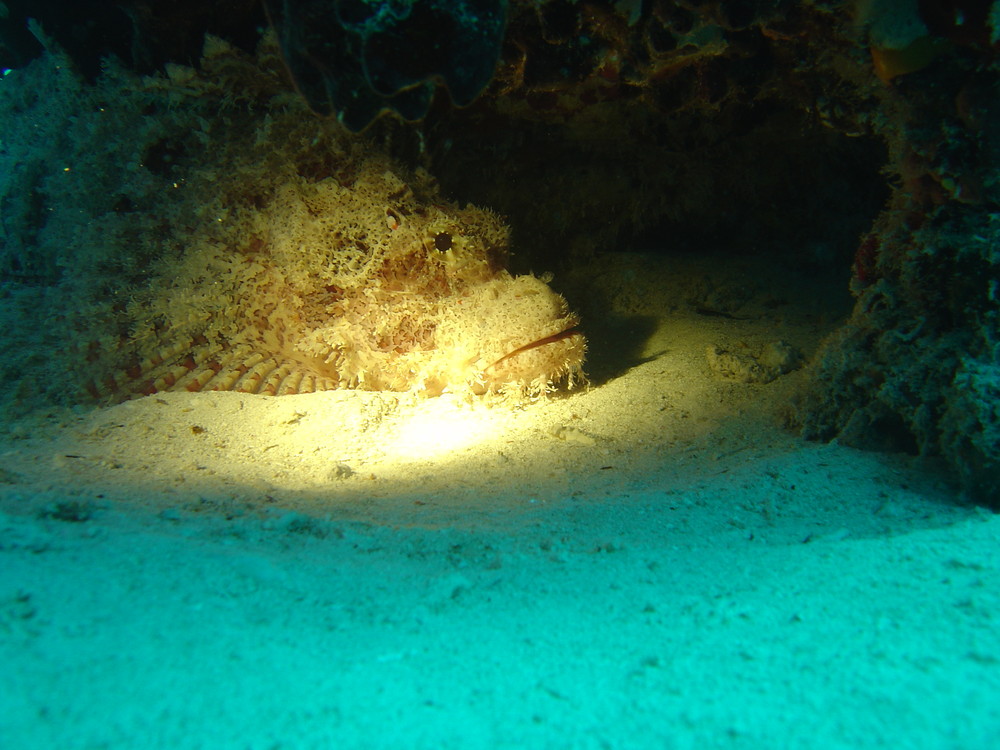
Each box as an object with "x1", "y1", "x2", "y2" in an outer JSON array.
[
  {"x1": 2, "y1": 34, "x2": 583, "y2": 406},
  {"x1": 87, "y1": 160, "x2": 586, "y2": 402}
]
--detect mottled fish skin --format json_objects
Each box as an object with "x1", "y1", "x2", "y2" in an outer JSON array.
[
  {"x1": 85, "y1": 159, "x2": 585, "y2": 404},
  {"x1": 0, "y1": 33, "x2": 584, "y2": 407}
]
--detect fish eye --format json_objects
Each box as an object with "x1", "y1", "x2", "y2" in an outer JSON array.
[{"x1": 433, "y1": 232, "x2": 453, "y2": 252}]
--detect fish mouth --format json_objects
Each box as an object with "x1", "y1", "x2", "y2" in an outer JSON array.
[{"x1": 484, "y1": 324, "x2": 582, "y2": 372}]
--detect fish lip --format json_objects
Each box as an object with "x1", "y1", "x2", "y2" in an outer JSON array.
[{"x1": 484, "y1": 323, "x2": 582, "y2": 372}]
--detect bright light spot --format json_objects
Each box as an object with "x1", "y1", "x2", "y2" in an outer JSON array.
[{"x1": 389, "y1": 398, "x2": 491, "y2": 460}]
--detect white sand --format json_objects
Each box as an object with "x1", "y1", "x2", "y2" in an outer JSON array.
[{"x1": 2, "y1": 254, "x2": 998, "y2": 748}]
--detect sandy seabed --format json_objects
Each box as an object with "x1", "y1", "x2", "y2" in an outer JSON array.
[{"x1": 1, "y1": 254, "x2": 998, "y2": 749}]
